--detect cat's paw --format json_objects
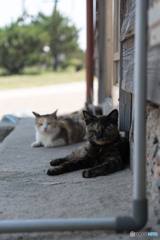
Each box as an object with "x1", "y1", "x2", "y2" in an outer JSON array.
[
  {"x1": 50, "y1": 159, "x2": 62, "y2": 166},
  {"x1": 44, "y1": 144, "x2": 54, "y2": 148},
  {"x1": 50, "y1": 160, "x2": 55, "y2": 166},
  {"x1": 50, "y1": 158, "x2": 67, "y2": 166},
  {"x1": 82, "y1": 170, "x2": 96, "y2": 178},
  {"x1": 82, "y1": 170, "x2": 90, "y2": 178},
  {"x1": 50, "y1": 159, "x2": 59, "y2": 166},
  {"x1": 31, "y1": 142, "x2": 42, "y2": 148},
  {"x1": 47, "y1": 167, "x2": 61, "y2": 176}
]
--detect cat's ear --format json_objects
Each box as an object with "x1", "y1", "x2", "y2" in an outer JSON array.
[
  {"x1": 107, "y1": 109, "x2": 118, "y2": 124},
  {"x1": 32, "y1": 112, "x2": 41, "y2": 118},
  {"x1": 51, "y1": 109, "x2": 58, "y2": 119},
  {"x1": 83, "y1": 110, "x2": 96, "y2": 124}
]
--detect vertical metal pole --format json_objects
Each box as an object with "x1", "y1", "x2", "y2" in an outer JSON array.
[
  {"x1": 86, "y1": 0, "x2": 94, "y2": 104},
  {"x1": 134, "y1": 0, "x2": 147, "y2": 200}
]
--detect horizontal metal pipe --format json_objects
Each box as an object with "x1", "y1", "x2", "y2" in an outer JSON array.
[
  {"x1": 0, "y1": 218, "x2": 116, "y2": 233},
  {"x1": 0, "y1": 199, "x2": 148, "y2": 234}
]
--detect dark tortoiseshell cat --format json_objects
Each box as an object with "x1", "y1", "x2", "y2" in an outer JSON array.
[{"x1": 47, "y1": 109, "x2": 130, "y2": 178}]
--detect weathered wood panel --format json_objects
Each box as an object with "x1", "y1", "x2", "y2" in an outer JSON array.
[
  {"x1": 120, "y1": 0, "x2": 135, "y2": 94},
  {"x1": 120, "y1": 0, "x2": 135, "y2": 42},
  {"x1": 119, "y1": 0, "x2": 135, "y2": 131},
  {"x1": 121, "y1": 37, "x2": 134, "y2": 93},
  {"x1": 119, "y1": 89, "x2": 132, "y2": 132},
  {"x1": 147, "y1": 47, "x2": 160, "y2": 104},
  {"x1": 119, "y1": 0, "x2": 160, "y2": 131},
  {"x1": 119, "y1": 37, "x2": 133, "y2": 130},
  {"x1": 147, "y1": 0, "x2": 160, "y2": 104},
  {"x1": 148, "y1": 1, "x2": 160, "y2": 47}
]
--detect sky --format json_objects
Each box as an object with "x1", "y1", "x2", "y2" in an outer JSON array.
[{"x1": 0, "y1": 0, "x2": 86, "y2": 50}]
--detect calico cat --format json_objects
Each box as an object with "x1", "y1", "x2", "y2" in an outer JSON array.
[
  {"x1": 47, "y1": 109, "x2": 130, "y2": 178},
  {"x1": 31, "y1": 110, "x2": 86, "y2": 148}
]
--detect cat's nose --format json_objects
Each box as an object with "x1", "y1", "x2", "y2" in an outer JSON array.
[
  {"x1": 96, "y1": 136, "x2": 101, "y2": 140},
  {"x1": 96, "y1": 132, "x2": 102, "y2": 140},
  {"x1": 44, "y1": 127, "x2": 47, "y2": 132}
]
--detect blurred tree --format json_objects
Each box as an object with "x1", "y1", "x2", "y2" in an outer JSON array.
[
  {"x1": 0, "y1": 9, "x2": 84, "y2": 74},
  {"x1": 0, "y1": 18, "x2": 44, "y2": 74},
  {"x1": 36, "y1": 10, "x2": 81, "y2": 71}
]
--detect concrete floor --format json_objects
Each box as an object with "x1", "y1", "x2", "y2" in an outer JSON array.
[{"x1": 0, "y1": 117, "x2": 134, "y2": 240}]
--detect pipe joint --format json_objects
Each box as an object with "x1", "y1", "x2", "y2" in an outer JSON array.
[{"x1": 116, "y1": 199, "x2": 147, "y2": 232}]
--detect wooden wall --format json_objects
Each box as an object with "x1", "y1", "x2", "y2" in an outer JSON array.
[
  {"x1": 94, "y1": 0, "x2": 160, "y2": 131},
  {"x1": 120, "y1": 0, "x2": 135, "y2": 95},
  {"x1": 119, "y1": 0, "x2": 160, "y2": 131},
  {"x1": 119, "y1": 0, "x2": 135, "y2": 131},
  {"x1": 147, "y1": 0, "x2": 160, "y2": 105},
  {"x1": 119, "y1": 0, "x2": 160, "y2": 100}
]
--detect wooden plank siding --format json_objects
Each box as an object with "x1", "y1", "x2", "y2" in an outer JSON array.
[
  {"x1": 119, "y1": 0, "x2": 160, "y2": 105},
  {"x1": 147, "y1": 0, "x2": 160, "y2": 105},
  {"x1": 93, "y1": 0, "x2": 160, "y2": 132},
  {"x1": 119, "y1": 0, "x2": 135, "y2": 131},
  {"x1": 121, "y1": 37, "x2": 134, "y2": 93},
  {"x1": 119, "y1": 0, "x2": 160, "y2": 130}
]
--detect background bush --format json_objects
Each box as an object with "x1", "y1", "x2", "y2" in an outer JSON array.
[{"x1": 0, "y1": 9, "x2": 85, "y2": 74}]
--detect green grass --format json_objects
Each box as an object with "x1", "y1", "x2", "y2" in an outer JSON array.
[{"x1": 0, "y1": 70, "x2": 85, "y2": 90}]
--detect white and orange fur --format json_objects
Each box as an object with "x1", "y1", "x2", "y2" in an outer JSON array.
[{"x1": 31, "y1": 110, "x2": 86, "y2": 148}]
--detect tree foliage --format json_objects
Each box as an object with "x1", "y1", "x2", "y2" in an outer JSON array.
[
  {"x1": 0, "y1": 19, "x2": 44, "y2": 73},
  {"x1": 34, "y1": 10, "x2": 81, "y2": 71},
  {"x1": 0, "y1": 10, "x2": 84, "y2": 74}
]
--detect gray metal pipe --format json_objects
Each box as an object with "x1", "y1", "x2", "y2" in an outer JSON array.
[
  {"x1": 0, "y1": 0, "x2": 148, "y2": 234},
  {"x1": 133, "y1": 0, "x2": 147, "y2": 201},
  {"x1": 0, "y1": 218, "x2": 116, "y2": 233}
]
